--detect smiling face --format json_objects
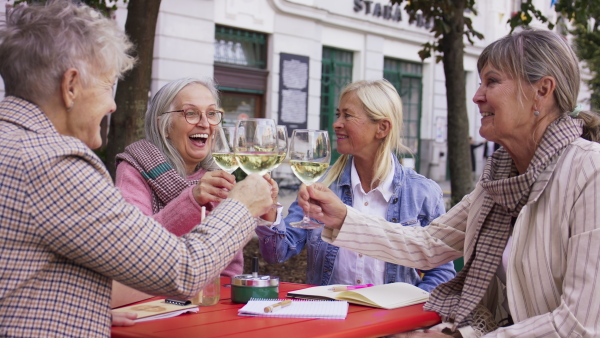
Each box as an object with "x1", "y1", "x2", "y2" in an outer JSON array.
[
  {"x1": 473, "y1": 63, "x2": 538, "y2": 150},
  {"x1": 66, "y1": 72, "x2": 117, "y2": 149},
  {"x1": 166, "y1": 83, "x2": 217, "y2": 175},
  {"x1": 333, "y1": 92, "x2": 382, "y2": 162}
]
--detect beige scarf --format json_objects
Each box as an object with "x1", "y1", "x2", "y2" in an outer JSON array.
[{"x1": 424, "y1": 117, "x2": 584, "y2": 331}]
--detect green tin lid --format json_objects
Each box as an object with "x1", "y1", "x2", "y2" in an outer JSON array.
[{"x1": 231, "y1": 274, "x2": 279, "y2": 287}]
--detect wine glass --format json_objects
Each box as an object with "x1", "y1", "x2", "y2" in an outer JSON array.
[
  {"x1": 234, "y1": 118, "x2": 280, "y2": 226},
  {"x1": 288, "y1": 129, "x2": 331, "y2": 229},
  {"x1": 233, "y1": 118, "x2": 280, "y2": 176},
  {"x1": 211, "y1": 125, "x2": 238, "y2": 174},
  {"x1": 270, "y1": 125, "x2": 288, "y2": 172}
]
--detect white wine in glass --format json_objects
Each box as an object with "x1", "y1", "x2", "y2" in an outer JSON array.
[
  {"x1": 211, "y1": 125, "x2": 238, "y2": 174},
  {"x1": 234, "y1": 118, "x2": 280, "y2": 226},
  {"x1": 270, "y1": 125, "x2": 288, "y2": 171},
  {"x1": 288, "y1": 129, "x2": 331, "y2": 229},
  {"x1": 234, "y1": 119, "x2": 280, "y2": 176}
]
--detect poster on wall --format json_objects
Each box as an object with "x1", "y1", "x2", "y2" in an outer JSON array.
[{"x1": 278, "y1": 53, "x2": 309, "y2": 134}]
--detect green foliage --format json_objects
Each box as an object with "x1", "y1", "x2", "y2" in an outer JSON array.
[
  {"x1": 390, "y1": 0, "x2": 484, "y2": 62},
  {"x1": 510, "y1": 0, "x2": 600, "y2": 110},
  {"x1": 573, "y1": 25, "x2": 600, "y2": 109}
]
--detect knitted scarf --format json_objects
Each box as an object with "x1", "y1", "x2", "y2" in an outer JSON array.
[
  {"x1": 424, "y1": 117, "x2": 584, "y2": 330},
  {"x1": 116, "y1": 139, "x2": 201, "y2": 213}
]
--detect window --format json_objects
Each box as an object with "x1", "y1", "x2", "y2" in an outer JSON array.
[
  {"x1": 383, "y1": 58, "x2": 423, "y2": 171},
  {"x1": 214, "y1": 26, "x2": 268, "y2": 120},
  {"x1": 320, "y1": 47, "x2": 353, "y2": 162},
  {"x1": 214, "y1": 25, "x2": 267, "y2": 69}
]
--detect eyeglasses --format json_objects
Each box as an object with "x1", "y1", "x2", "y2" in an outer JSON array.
[{"x1": 162, "y1": 108, "x2": 223, "y2": 126}]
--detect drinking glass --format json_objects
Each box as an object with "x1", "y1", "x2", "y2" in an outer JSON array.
[
  {"x1": 211, "y1": 125, "x2": 238, "y2": 174},
  {"x1": 271, "y1": 125, "x2": 288, "y2": 172},
  {"x1": 234, "y1": 118, "x2": 280, "y2": 225},
  {"x1": 288, "y1": 129, "x2": 331, "y2": 229},
  {"x1": 233, "y1": 119, "x2": 280, "y2": 176}
]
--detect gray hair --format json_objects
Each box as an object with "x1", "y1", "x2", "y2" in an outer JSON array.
[
  {"x1": 0, "y1": 0, "x2": 136, "y2": 104},
  {"x1": 322, "y1": 79, "x2": 411, "y2": 189},
  {"x1": 145, "y1": 77, "x2": 221, "y2": 177},
  {"x1": 478, "y1": 29, "x2": 600, "y2": 141}
]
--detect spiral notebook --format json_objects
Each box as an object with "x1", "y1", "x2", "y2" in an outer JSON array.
[{"x1": 238, "y1": 298, "x2": 348, "y2": 319}]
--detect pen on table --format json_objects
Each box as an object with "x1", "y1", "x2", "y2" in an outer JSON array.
[
  {"x1": 264, "y1": 299, "x2": 292, "y2": 313},
  {"x1": 329, "y1": 284, "x2": 374, "y2": 292},
  {"x1": 165, "y1": 299, "x2": 192, "y2": 306}
]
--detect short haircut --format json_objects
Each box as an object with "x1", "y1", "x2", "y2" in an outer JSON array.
[{"x1": 0, "y1": 1, "x2": 136, "y2": 103}]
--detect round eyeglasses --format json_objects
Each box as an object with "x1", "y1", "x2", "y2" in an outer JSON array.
[{"x1": 162, "y1": 108, "x2": 223, "y2": 126}]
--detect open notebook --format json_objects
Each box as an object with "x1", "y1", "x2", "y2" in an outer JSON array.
[
  {"x1": 238, "y1": 298, "x2": 348, "y2": 319},
  {"x1": 287, "y1": 282, "x2": 429, "y2": 310}
]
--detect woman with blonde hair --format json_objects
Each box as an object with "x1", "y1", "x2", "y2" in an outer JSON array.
[{"x1": 257, "y1": 79, "x2": 455, "y2": 290}]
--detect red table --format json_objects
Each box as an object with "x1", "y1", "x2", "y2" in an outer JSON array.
[{"x1": 111, "y1": 278, "x2": 440, "y2": 338}]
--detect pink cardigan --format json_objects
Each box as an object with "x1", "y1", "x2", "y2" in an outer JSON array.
[{"x1": 115, "y1": 161, "x2": 243, "y2": 278}]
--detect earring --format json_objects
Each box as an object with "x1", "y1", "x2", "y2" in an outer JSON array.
[{"x1": 533, "y1": 110, "x2": 540, "y2": 116}]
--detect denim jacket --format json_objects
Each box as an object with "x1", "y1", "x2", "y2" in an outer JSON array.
[{"x1": 256, "y1": 155, "x2": 456, "y2": 292}]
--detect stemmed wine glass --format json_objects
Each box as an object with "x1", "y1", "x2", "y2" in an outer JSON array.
[
  {"x1": 211, "y1": 125, "x2": 239, "y2": 174},
  {"x1": 288, "y1": 129, "x2": 331, "y2": 229},
  {"x1": 270, "y1": 125, "x2": 288, "y2": 172},
  {"x1": 234, "y1": 118, "x2": 281, "y2": 225},
  {"x1": 233, "y1": 118, "x2": 280, "y2": 176}
]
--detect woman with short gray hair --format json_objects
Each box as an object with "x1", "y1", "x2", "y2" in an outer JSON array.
[{"x1": 0, "y1": 2, "x2": 273, "y2": 335}]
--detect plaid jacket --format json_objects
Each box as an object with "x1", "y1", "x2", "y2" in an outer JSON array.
[{"x1": 0, "y1": 96, "x2": 254, "y2": 337}]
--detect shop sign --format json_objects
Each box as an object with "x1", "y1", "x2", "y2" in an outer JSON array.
[{"x1": 352, "y1": 0, "x2": 431, "y2": 29}]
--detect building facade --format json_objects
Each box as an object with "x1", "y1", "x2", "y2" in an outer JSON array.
[{"x1": 0, "y1": 0, "x2": 592, "y2": 181}]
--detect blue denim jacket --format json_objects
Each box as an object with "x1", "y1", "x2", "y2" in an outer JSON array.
[{"x1": 256, "y1": 155, "x2": 455, "y2": 292}]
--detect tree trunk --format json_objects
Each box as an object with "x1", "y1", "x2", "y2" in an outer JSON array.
[
  {"x1": 105, "y1": 0, "x2": 162, "y2": 179},
  {"x1": 441, "y1": 0, "x2": 473, "y2": 206}
]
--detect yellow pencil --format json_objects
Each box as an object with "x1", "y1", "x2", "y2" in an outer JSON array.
[{"x1": 264, "y1": 299, "x2": 292, "y2": 313}]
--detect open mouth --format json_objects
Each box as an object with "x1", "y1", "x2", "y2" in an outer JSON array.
[
  {"x1": 336, "y1": 134, "x2": 348, "y2": 140},
  {"x1": 481, "y1": 112, "x2": 494, "y2": 117},
  {"x1": 189, "y1": 133, "x2": 209, "y2": 145}
]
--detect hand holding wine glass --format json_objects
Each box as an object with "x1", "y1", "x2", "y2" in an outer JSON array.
[{"x1": 288, "y1": 129, "x2": 331, "y2": 229}]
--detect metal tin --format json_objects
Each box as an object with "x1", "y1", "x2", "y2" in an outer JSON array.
[{"x1": 231, "y1": 274, "x2": 279, "y2": 303}]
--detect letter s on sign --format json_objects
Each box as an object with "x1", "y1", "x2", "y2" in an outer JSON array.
[{"x1": 353, "y1": 0, "x2": 363, "y2": 12}]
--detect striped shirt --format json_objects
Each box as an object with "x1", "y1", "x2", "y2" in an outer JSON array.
[
  {"x1": 0, "y1": 96, "x2": 255, "y2": 337},
  {"x1": 323, "y1": 137, "x2": 600, "y2": 337}
]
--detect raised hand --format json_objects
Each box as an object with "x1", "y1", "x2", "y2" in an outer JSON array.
[{"x1": 192, "y1": 170, "x2": 236, "y2": 205}]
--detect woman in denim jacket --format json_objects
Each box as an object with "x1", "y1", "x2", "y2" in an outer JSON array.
[{"x1": 256, "y1": 79, "x2": 455, "y2": 291}]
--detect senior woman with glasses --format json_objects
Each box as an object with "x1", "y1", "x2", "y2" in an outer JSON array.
[
  {"x1": 0, "y1": 2, "x2": 273, "y2": 336},
  {"x1": 111, "y1": 78, "x2": 275, "y2": 307}
]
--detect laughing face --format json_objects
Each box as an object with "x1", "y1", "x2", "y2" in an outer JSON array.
[
  {"x1": 473, "y1": 63, "x2": 537, "y2": 149},
  {"x1": 167, "y1": 83, "x2": 217, "y2": 175}
]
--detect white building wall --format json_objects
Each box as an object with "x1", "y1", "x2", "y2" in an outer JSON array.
[{"x1": 0, "y1": 0, "x2": 594, "y2": 181}]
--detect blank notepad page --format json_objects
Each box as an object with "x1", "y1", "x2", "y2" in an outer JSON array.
[{"x1": 238, "y1": 298, "x2": 348, "y2": 319}]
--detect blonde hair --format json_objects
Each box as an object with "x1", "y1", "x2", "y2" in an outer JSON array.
[
  {"x1": 321, "y1": 79, "x2": 411, "y2": 189},
  {"x1": 478, "y1": 29, "x2": 600, "y2": 141}
]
